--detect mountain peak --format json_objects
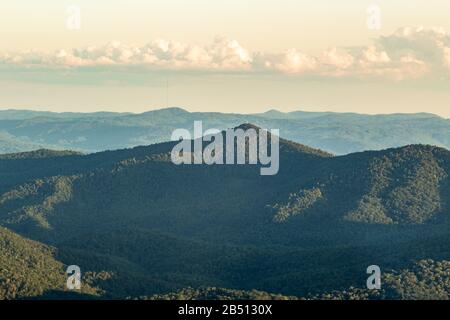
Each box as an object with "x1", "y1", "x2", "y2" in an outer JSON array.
[
  {"x1": 263, "y1": 109, "x2": 284, "y2": 115},
  {"x1": 233, "y1": 123, "x2": 262, "y2": 131},
  {"x1": 143, "y1": 107, "x2": 189, "y2": 115},
  {"x1": 229, "y1": 123, "x2": 332, "y2": 158}
]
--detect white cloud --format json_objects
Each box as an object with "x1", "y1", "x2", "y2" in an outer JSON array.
[
  {"x1": 444, "y1": 47, "x2": 450, "y2": 68},
  {"x1": 360, "y1": 45, "x2": 391, "y2": 64},
  {"x1": 260, "y1": 49, "x2": 317, "y2": 74},
  {"x1": 1, "y1": 27, "x2": 449, "y2": 80},
  {"x1": 321, "y1": 47, "x2": 354, "y2": 70}
]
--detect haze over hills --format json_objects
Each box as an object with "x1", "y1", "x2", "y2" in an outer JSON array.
[
  {"x1": 0, "y1": 125, "x2": 449, "y2": 299},
  {"x1": 1, "y1": 107, "x2": 449, "y2": 155}
]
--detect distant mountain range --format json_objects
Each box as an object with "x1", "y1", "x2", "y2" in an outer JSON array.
[
  {"x1": 0, "y1": 125, "x2": 449, "y2": 299},
  {"x1": 1, "y1": 107, "x2": 449, "y2": 155}
]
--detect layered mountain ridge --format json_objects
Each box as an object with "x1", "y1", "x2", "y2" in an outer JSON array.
[
  {"x1": 1, "y1": 107, "x2": 449, "y2": 155},
  {"x1": 0, "y1": 124, "x2": 449, "y2": 299}
]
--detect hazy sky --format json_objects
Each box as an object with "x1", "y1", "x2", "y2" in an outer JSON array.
[{"x1": 1, "y1": 1, "x2": 450, "y2": 117}]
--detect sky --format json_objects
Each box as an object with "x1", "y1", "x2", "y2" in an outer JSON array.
[{"x1": 0, "y1": 0, "x2": 450, "y2": 117}]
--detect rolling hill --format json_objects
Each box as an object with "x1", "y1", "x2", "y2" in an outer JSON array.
[
  {"x1": 1, "y1": 107, "x2": 449, "y2": 155},
  {"x1": 141, "y1": 259, "x2": 450, "y2": 300},
  {"x1": 0, "y1": 226, "x2": 99, "y2": 299},
  {"x1": 0, "y1": 124, "x2": 449, "y2": 299}
]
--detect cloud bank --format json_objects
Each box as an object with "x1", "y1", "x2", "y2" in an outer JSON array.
[{"x1": 1, "y1": 27, "x2": 450, "y2": 80}]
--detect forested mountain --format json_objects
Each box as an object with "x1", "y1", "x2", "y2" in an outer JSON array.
[
  {"x1": 0, "y1": 226, "x2": 99, "y2": 299},
  {"x1": 142, "y1": 259, "x2": 450, "y2": 300},
  {"x1": 1, "y1": 107, "x2": 449, "y2": 155},
  {"x1": 0, "y1": 125, "x2": 449, "y2": 299}
]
